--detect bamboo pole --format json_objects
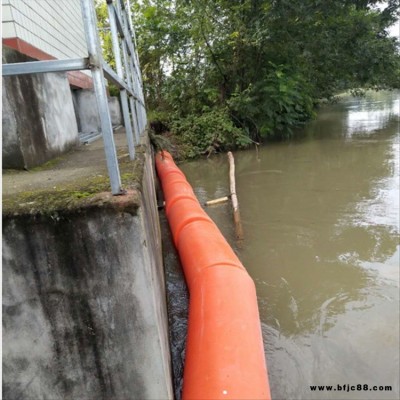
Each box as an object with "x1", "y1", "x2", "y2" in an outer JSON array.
[
  {"x1": 204, "y1": 196, "x2": 229, "y2": 206},
  {"x1": 228, "y1": 151, "x2": 244, "y2": 241}
]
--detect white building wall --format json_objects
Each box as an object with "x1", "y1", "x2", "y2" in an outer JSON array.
[
  {"x1": 2, "y1": 2, "x2": 17, "y2": 37},
  {"x1": 2, "y1": 0, "x2": 88, "y2": 59}
]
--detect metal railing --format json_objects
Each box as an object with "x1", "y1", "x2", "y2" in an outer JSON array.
[{"x1": 2, "y1": 0, "x2": 147, "y2": 195}]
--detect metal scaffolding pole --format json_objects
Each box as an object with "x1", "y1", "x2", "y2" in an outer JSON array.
[
  {"x1": 127, "y1": 57, "x2": 142, "y2": 140},
  {"x1": 107, "y1": 0, "x2": 136, "y2": 160},
  {"x1": 125, "y1": 8, "x2": 146, "y2": 135},
  {"x1": 2, "y1": 58, "x2": 90, "y2": 76},
  {"x1": 120, "y1": 5, "x2": 145, "y2": 137},
  {"x1": 115, "y1": 0, "x2": 141, "y2": 143},
  {"x1": 80, "y1": 0, "x2": 123, "y2": 195}
]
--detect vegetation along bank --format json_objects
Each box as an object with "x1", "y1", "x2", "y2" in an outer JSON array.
[{"x1": 97, "y1": 0, "x2": 400, "y2": 159}]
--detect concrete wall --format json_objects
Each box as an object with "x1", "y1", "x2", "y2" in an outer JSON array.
[
  {"x1": 2, "y1": 0, "x2": 87, "y2": 59},
  {"x1": 73, "y1": 89, "x2": 123, "y2": 133},
  {"x1": 2, "y1": 46, "x2": 79, "y2": 169},
  {"x1": 109, "y1": 97, "x2": 123, "y2": 127},
  {"x1": 2, "y1": 152, "x2": 173, "y2": 400}
]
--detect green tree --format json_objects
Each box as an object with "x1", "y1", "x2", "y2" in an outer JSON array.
[{"x1": 127, "y1": 0, "x2": 400, "y2": 152}]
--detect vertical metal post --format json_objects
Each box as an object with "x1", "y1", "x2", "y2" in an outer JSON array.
[
  {"x1": 123, "y1": 0, "x2": 142, "y2": 89},
  {"x1": 123, "y1": 4, "x2": 147, "y2": 132},
  {"x1": 126, "y1": 9, "x2": 144, "y2": 136},
  {"x1": 130, "y1": 60, "x2": 142, "y2": 139},
  {"x1": 126, "y1": 0, "x2": 133, "y2": 33},
  {"x1": 118, "y1": 1, "x2": 141, "y2": 142},
  {"x1": 124, "y1": 55, "x2": 141, "y2": 142},
  {"x1": 141, "y1": 104, "x2": 147, "y2": 133},
  {"x1": 107, "y1": 1, "x2": 135, "y2": 159},
  {"x1": 80, "y1": 0, "x2": 122, "y2": 195}
]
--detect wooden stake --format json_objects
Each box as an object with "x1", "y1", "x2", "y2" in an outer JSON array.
[
  {"x1": 204, "y1": 196, "x2": 229, "y2": 206},
  {"x1": 228, "y1": 152, "x2": 244, "y2": 241}
]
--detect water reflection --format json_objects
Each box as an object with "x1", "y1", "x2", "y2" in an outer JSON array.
[
  {"x1": 345, "y1": 92, "x2": 399, "y2": 136},
  {"x1": 174, "y1": 91, "x2": 399, "y2": 399},
  {"x1": 302, "y1": 90, "x2": 399, "y2": 140}
]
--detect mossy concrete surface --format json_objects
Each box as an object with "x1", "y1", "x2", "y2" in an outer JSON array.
[
  {"x1": 3, "y1": 130, "x2": 144, "y2": 217},
  {"x1": 2, "y1": 131, "x2": 173, "y2": 399}
]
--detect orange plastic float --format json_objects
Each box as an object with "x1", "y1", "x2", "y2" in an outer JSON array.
[{"x1": 155, "y1": 151, "x2": 271, "y2": 400}]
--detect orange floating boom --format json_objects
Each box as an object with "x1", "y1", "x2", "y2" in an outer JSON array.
[{"x1": 155, "y1": 151, "x2": 271, "y2": 400}]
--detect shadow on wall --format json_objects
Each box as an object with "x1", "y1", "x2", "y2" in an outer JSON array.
[
  {"x1": 71, "y1": 89, "x2": 122, "y2": 134},
  {"x1": 2, "y1": 46, "x2": 79, "y2": 169}
]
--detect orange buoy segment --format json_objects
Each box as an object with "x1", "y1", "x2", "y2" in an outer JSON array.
[{"x1": 155, "y1": 151, "x2": 271, "y2": 400}]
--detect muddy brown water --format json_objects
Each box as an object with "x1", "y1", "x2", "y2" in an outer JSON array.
[{"x1": 163, "y1": 91, "x2": 399, "y2": 400}]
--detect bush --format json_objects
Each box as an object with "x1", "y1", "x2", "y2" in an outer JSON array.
[
  {"x1": 170, "y1": 108, "x2": 252, "y2": 159},
  {"x1": 228, "y1": 64, "x2": 316, "y2": 140}
]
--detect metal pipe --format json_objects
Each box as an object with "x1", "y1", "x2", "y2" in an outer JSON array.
[
  {"x1": 126, "y1": 49, "x2": 142, "y2": 137},
  {"x1": 107, "y1": 1, "x2": 136, "y2": 159},
  {"x1": 80, "y1": 0, "x2": 123, "y2": 195},
  {"x1": 118, "y1": 0, "x2": 141, "y2": 143},
  {"x1": 126, "y1": 0, "x2": 134, "y2": 33},
  {"x1": 111, "y1": 9, "x2": 142, "y2": 94},
  {"x1": 2, "y1": 58, "x2": 89, "y2": 76},
  {"x1": 120, "y1": 0, "x2": 142, "y2": 88},
  {"x1": 121, "y1": 44, "x2": 140, "y2": 142},
  {"x1": 102, "y1": 62, "x2": 143, "y2": 106},
  {"x1": 118, "y1": 3, "x2": 141, "y2": 79},
  {"x1": 116, "y1": 1, "x2": 146, "y2": 134}
]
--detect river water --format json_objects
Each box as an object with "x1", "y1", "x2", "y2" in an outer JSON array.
[{"x1": 164, "y1": 90, "x2": 399, "y2": 399}]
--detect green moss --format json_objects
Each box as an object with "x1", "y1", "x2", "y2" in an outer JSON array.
[
  {"x1": 2, "y1": 169, "x2": 24, "y2": 175},
  {"x1": 70, "y1": 191, "x2": 92, "y2": 199},
  {"x1": 30, "y1": 155, "x2": 65, "y2": 171},
  {"x1": 3, "y1": 146, "x2": 147, "y2": 218}
]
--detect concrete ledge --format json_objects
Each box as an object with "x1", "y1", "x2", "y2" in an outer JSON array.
[
  {"x1": 2, "y1": 134, "x2": 173, "y2": 399},
  {"x1": 2, "y1": 132, "x2": 144, "y2": 217}
]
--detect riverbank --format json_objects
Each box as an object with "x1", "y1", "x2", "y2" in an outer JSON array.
[{"x1": 149, "y1": 89, "x2": 400, "y2": 163}]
